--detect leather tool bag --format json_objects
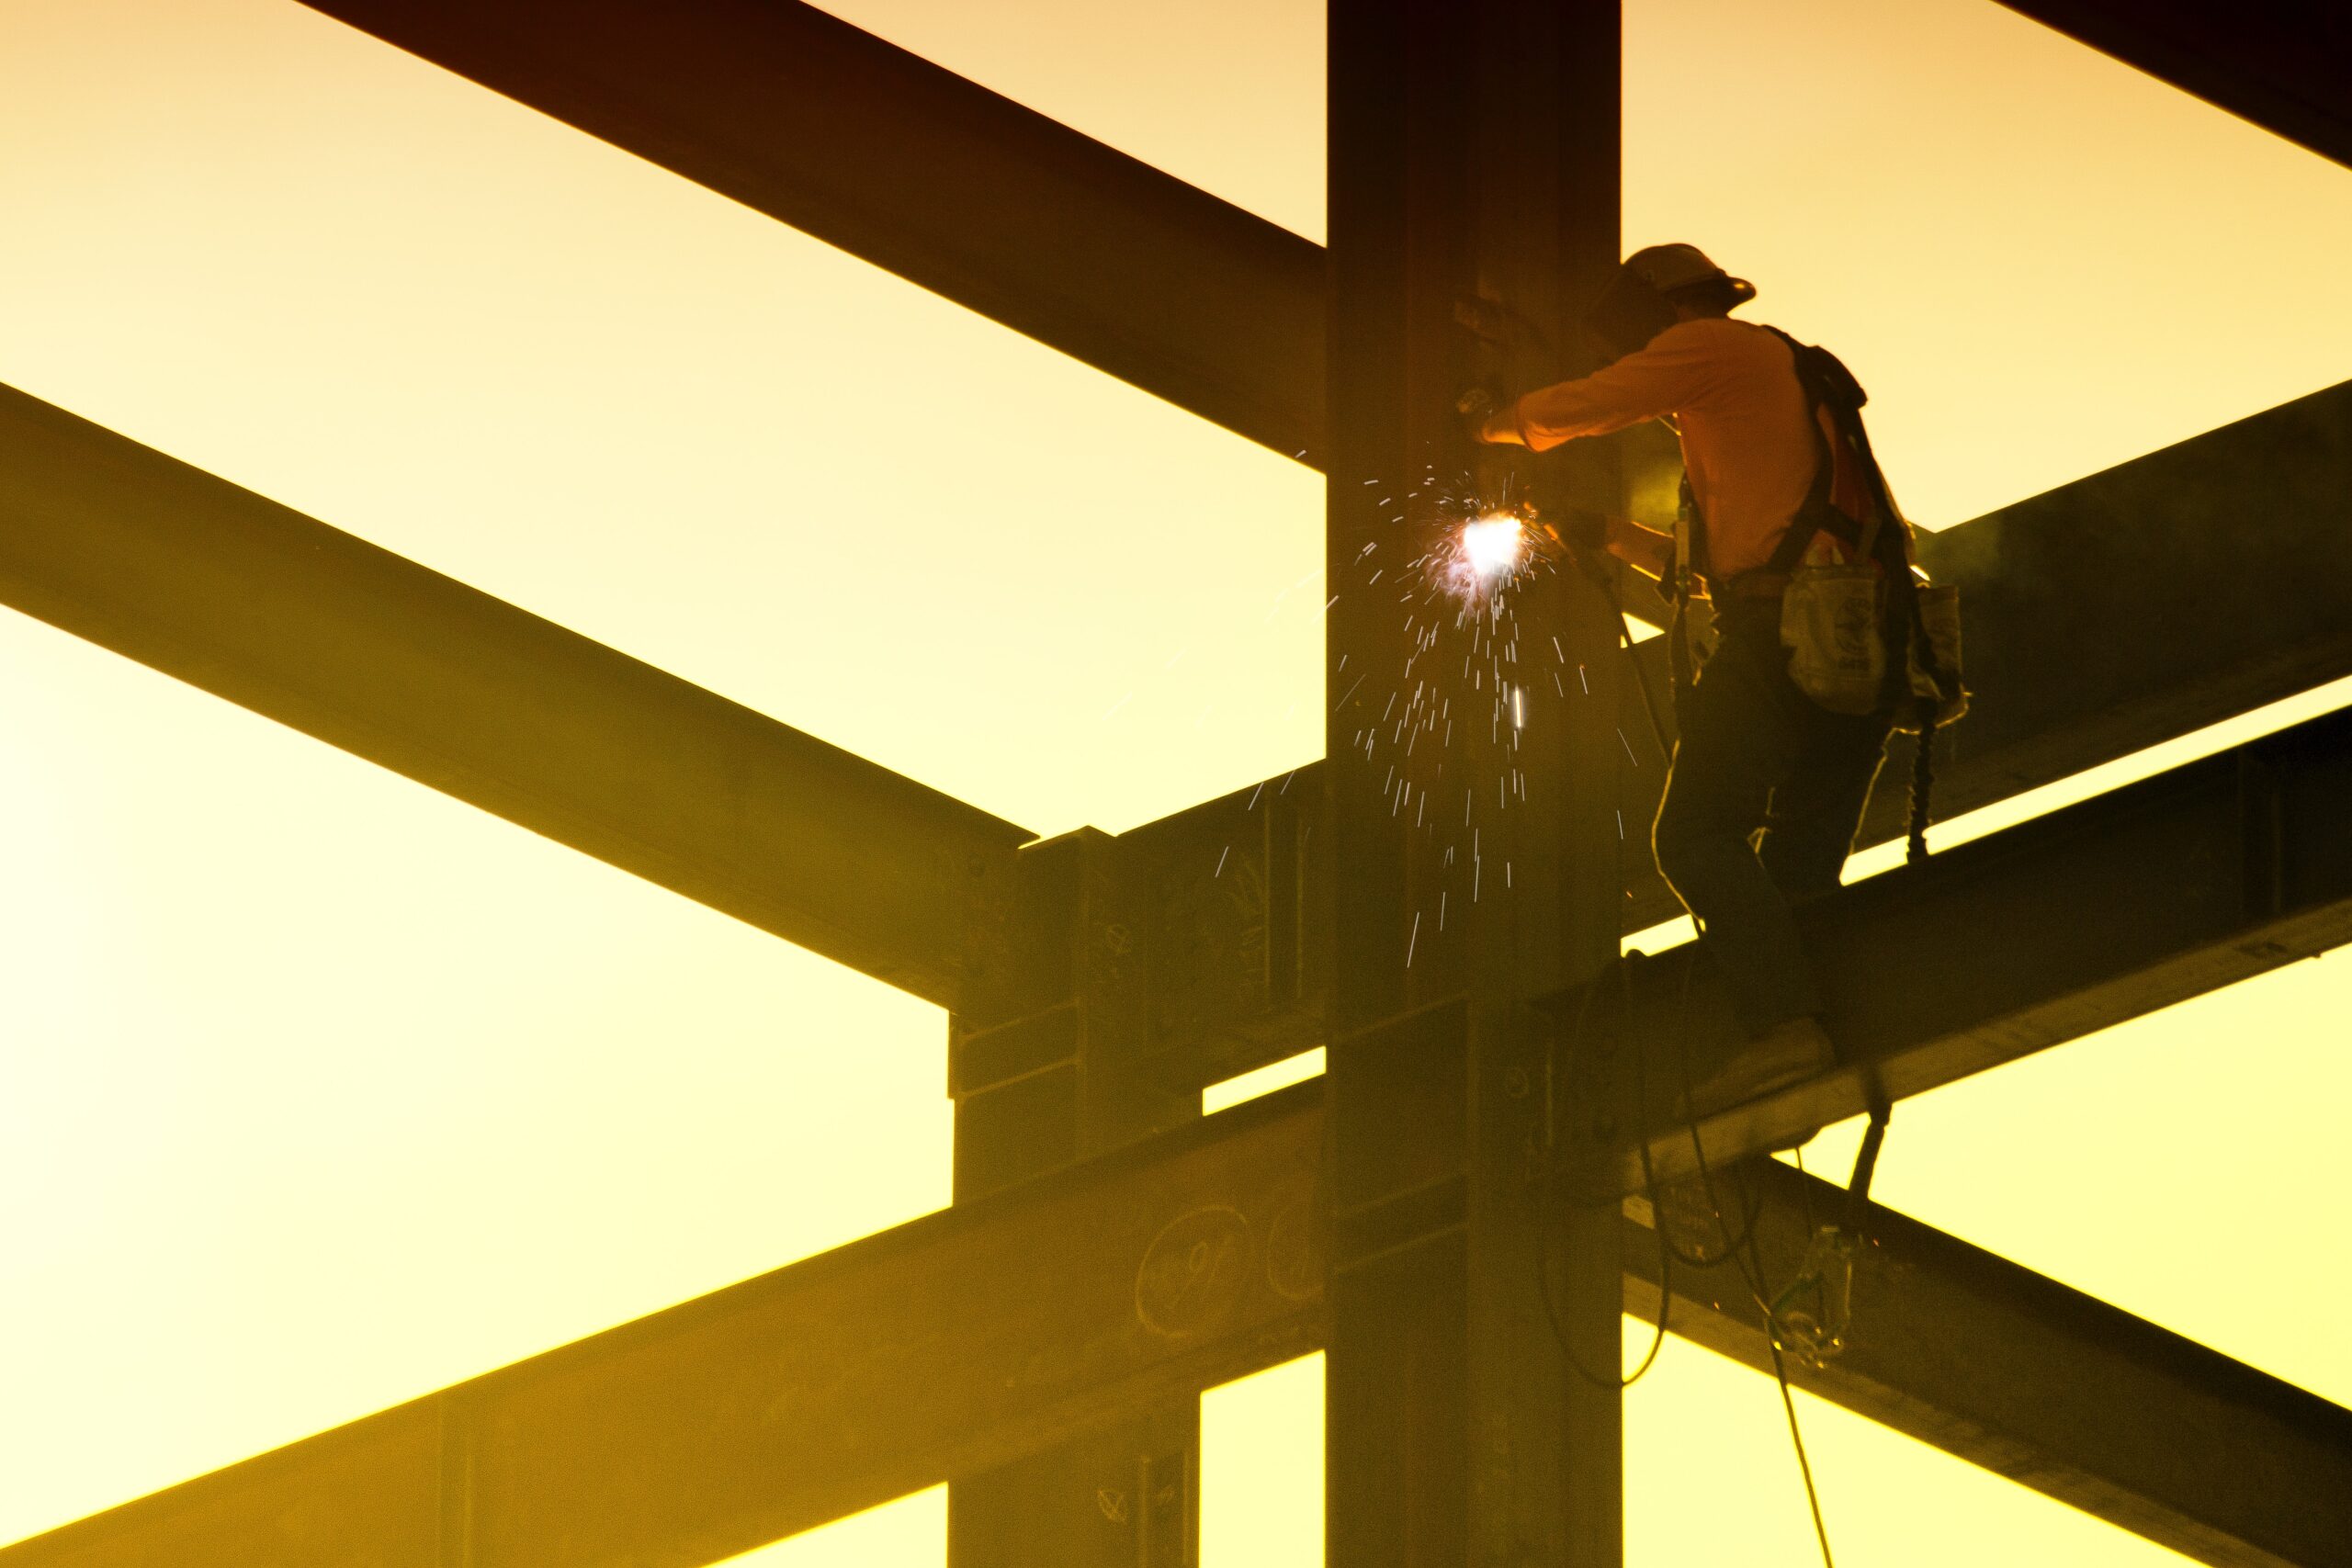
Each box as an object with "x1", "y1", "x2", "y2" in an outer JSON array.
[{"x1": 1781, "y1": 558, "x2": 1886, "y2": 716}]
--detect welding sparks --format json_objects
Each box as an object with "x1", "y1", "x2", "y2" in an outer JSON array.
[
  {"x1": 1332, "y1": 469, "x2": 1574, "y2": 952},
  {"x1": 1456, "y1": 513, "x2": 1526, "y2": 587}
]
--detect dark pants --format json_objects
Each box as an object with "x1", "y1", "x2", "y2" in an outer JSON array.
[{"x1": 1652, "y1": 603, "x2": 1893, "y2": 1036}]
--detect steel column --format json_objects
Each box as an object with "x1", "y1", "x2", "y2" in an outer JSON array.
[
  {"x1": 948, "y1": 830, "x2": 1204, "y2": 1567},
  {"x1": 1325, "y1": 2, "x2": 1625, "y2": 1562}
]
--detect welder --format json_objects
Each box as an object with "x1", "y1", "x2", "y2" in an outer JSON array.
[{"x1": 1470, "y1": 243, "x2": 1906, "y2": 1106}]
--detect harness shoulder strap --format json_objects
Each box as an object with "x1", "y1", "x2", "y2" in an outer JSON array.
[
  {"x1": 1758, "y1": 325, "x2": 1860, "y2": 576},
  {"x1": 1768, "y1": 329, "x2": 1955, "y2": 703}
]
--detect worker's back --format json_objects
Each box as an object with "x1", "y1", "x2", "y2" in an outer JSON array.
[{"x1": 1643, "y1": 317, "x2": 1818, "y2": 580}]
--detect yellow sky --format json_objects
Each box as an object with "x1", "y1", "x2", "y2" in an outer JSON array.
[{"x1": 1, "y1": 1, "x2": 2348, "y2": 1563}]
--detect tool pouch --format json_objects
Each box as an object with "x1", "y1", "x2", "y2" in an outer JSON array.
[
  {"x1": 1780, "y1": 563, "x2": 1885, "y2": 716},
  {"x1": 1898, "y1": 581, "x2": 1968, "y2": 733}
]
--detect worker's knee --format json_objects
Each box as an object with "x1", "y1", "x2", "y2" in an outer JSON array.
[
  {"x1": 1654, "y1": 777, "x2": 1758, "y2": 893},
  {"x1": 1651, "y1": 798, "x2": 1712, "y2": 892}
]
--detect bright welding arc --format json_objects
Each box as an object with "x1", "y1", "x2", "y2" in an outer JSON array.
[{"x1": 1453, "y1": 512, "x2": 1527, "y2": 595}]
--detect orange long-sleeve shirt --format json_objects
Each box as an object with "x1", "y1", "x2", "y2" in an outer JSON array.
[{"x1": 1510, "y1": 318, "x2": 1823, "y2": 581}]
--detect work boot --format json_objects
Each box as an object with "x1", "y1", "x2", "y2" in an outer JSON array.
[{"x1": 1687, "y1": 1015, "x2": 1836, "y2": 1116}]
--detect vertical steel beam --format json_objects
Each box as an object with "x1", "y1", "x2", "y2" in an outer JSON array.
[
  {"x1": 948, "y1": 830, "x2": 1203, "y2": 1567},
  {"x1": 1325, "y1": 3, "x2": 1625, "y2": 1563}
]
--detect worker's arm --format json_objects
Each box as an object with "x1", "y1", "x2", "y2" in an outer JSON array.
[{"x1": 1477, "y1": 323, "x2": 1719, "y2": 450}]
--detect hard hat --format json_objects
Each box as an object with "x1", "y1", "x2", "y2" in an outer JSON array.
[{"x1": 1622, "y1": 243, "x2": 1756, "y2": 304}]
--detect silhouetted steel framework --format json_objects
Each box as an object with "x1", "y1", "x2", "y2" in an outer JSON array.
[{"x1": 2, "y1": 2, "x2": 2349, "y2": 1564}]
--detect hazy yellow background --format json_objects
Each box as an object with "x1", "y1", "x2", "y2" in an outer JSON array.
[{"x1": 1, "y1": 1, "x2": 2348, "y2": 1562}]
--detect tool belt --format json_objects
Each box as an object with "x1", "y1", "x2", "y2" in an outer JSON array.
[{"x1": 1718, "y1": 570, "x2": 1792, "y2": 601}]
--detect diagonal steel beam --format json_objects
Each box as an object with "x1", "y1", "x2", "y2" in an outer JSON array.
[
  {"x1": 0, "y1": 1083, "x2": 1326, "y2": 1568},
  {"x1": 295, "y1": 1, "x2": 2352, "y2": 479},
  {"x1": 0, "y1": 382, "x2": 1030, "y2": 1011},
  {"x1": 269, "y1": 0, "x2": 2352, "y2": 760},
  {"x1": 299, "y1": 0, "x2": 1328, "y2": 463},
  {"x1": 1997, "y1": 2, "x2": 2352, "y2": 169},
  {"x1": 296, "y1": 3, "x2": 2350, "y2": 475},
  {"x1": 1623, "y1": 1158, "x2": 2352, "y2": 1567},
  {"x1": 17, "y1": 1047, "x2": 2351, "y2": 1566}
]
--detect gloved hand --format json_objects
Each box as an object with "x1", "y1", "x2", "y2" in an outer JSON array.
[
  {"x1": 1455, "y1": 383, "x2": 1505, "y2": 444},
  {"x1": 1560, "y1": 506, "x2": 1610, "y2": 554}
]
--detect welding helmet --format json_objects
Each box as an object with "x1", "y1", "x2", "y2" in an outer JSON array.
[{"x1": 1579, "y1": 243, "x2": 1756, "y2": 363}]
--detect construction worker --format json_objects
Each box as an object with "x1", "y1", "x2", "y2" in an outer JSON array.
[{"x1": 1470, "y1": 243, "x2": 1893, "y2": 1103}]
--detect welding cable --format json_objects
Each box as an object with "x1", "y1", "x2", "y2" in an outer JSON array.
[
  {"x1": 1749, "y1": 1245, "x2": 1840, "y2": 1568},
  {"x1": 1604, "y1": 572, "x2": 1674, "y2": 763},
  {"x1": 1542, "y1": 962, "x2": 1671, "y2": 1391},
  {"x1": 1654, "y1": 953, "x2": 1764, "y2": 1267},
  {"x1": 1732, "y1": 1204, "x2": 1839, "y2": 1568},
  {"x1": 1676, "y1": 1068, "x2": 1838, "y2": 1568},
  {"x1": 1668, "y1": 922, "x2": 1839, "y2": 1568},
  {"x1": 1709, "y1": 1103, "x2": 1848, "y2": 1568},
  {"x1": 1713, "y1": 1163, "x2": 1842, "y2": 1568}
]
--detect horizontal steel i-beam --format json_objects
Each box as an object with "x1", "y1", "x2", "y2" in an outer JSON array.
[
  {"x1": 300, "y1": 0, "x2": 1329, "y2": 463},
  {"x1": 0, "y1": 383, "x2": 1031, "y2": 1011},
  {"x1": 18, "y1": 1068, "x2": 2350, "y2": 1565},
  {"x1": 1614, "y1": 704, "x2": 2352, "y2": 1186}
]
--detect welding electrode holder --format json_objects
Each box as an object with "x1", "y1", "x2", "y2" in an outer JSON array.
[
  {"x1": 1454, "y1": 381, "x2": 1504, "y2": 445},
  {"x1": 1558, "y1": 506, "x2": 1610, "y2": 554}
]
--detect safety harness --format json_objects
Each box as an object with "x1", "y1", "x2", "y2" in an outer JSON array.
[{"x1": 1668, "y1": 327, "x2": 1966, "y2": 864}]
